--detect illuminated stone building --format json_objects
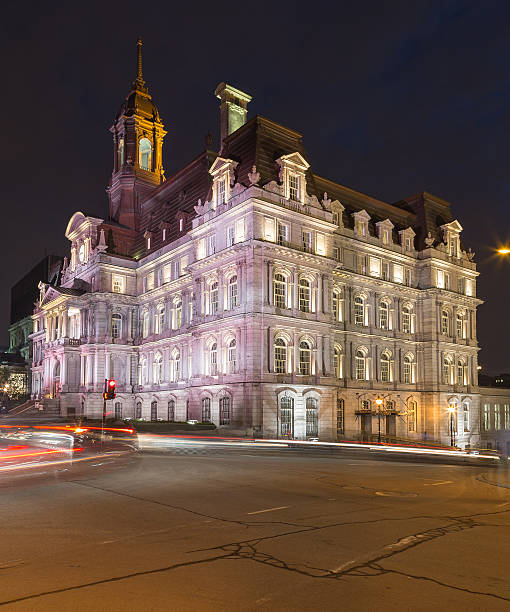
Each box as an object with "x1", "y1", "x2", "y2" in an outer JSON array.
[{"x1": 31, "y1": 41, "x2": 485, "y2": 447}]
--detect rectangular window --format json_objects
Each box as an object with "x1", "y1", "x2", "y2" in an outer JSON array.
[
  {"x1": 358, "y1": 255, "x2": 368, "y2": 275},
  {"x1": 504, "y1": 404, "x2": 510, "y2": 429},
  {"x1": 156, "y1": 268, "x2": 163, "y2": 287},
  {"x1": 235, "y1": 217, "x2": 245, "y2": 243},
  {"x1": 484, "y1": 404, "x2": 491, "y2": 430},
  {"x1": 494, "y1": 404, "x2": 501, "y2": 430},
  {"x1": 369, "y1": 256, "x2": 381, "y2": 278},
  {"x1": 393, "y1": 264, "x2": 403, "y2": 284},
  {"x1": 336, "y1": 398, "x2": 344, "y2": 436},
  {"x1": 457, "y1": 277, "x2": 464, "y2": 294},
  {"x1": 408, "y1": 401, "x2": 417, "y2": 432},
  {"x1": 142, "y1": 276, "x2": 147, "y2": 293},
  {"x1": 355, "y1": 221, "x2": 367, "y2": 237},
  {"x1": 163, "y1": 264, "x2": 171, "y2": 283},
  {"x1": 302, "y1": 230, "x2": 313, "y2": 253},
  {"x1": 405, "y1": 237, "x2": 412, "y2": 251},
  {"x1": 381, "y1": 229, "x2": 390, "y2": 244},
  {"x1": 449, "y1": 236, "x2": 458, "y2": 257},
  {"x1": 227, "y1": 225, "x2": 235, "y2": 247},
  {"x1": 207, "y1": 234, "x2": 216, "y2": 256},
  {"x1": 437, "y1": 269, "x2": 445, "y2": 289},
  {"x1": 112, "y1": 275, "x2": 125, "y2": 294},
  {"x1": 382, "y1": 261, "x2": 390, "y2": 281},
  {"x1": 197, "y1": 238, "x2": 206, "y2": 260},
  {"x1": 332, "y1": 212, "x2": 339, "y2": 225},
  {"x1": 147, "y1": 272, "x2": 154, "y2": 291},
  {"x1": 289, "y1": 174, "x2": 300, "y2": 201},
  {"x1": 404, "y1": 268, "x2": 412, "y2": 287},
  {"x1": 316, "y1": 232, "x2": 325, "y2": 255},
  {"x1": 277, "y1": 222, "x2": 288, "y2": 246},
  {"x1": 179, "y1": 218, "x2": 184, "y2": 232},
  {"x1": 465, "y1": 279, "x2": 474, "y2": 297},
  {"x1": 217, "y1": 178, "x2": 226, "y2": 205},
  {"x1": 333, "y1": 247, "x2": 340, "y2": 262},
  {"x1": 180, "y1": 255, "x2": 188, "y2": 276},
  {"x1": 172, "y1": 260, "x2": 180, "y2": 279},
  {"x1": 444, "y1": 273, "x2": 450, "y2": 290},
  {"x1": 162, "y1": 228, "x2": 167, "y2": 241},
  {"x1": 264, "y1": 216, "x2": 276, "y2": 241}
]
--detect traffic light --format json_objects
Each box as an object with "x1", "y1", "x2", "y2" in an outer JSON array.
[{"x1": 103, "y1": 379, "x2": 116, "y2": 400}]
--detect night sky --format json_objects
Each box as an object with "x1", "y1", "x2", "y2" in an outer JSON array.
[{"x1": 2, "y1": 1, "x2": 509, "y2": 373}]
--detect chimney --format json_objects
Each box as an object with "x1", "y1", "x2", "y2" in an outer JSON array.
[{"x1": 214, "y1": 82, "x2": 252, "y2": 147}]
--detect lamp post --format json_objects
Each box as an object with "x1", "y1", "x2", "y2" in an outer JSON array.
[
  {"x1": 448, "y1": 403, "x2": 456, "y2": 447},
  {"x1": 375, "y1": 397, "x2": 384, "y2": 444}
]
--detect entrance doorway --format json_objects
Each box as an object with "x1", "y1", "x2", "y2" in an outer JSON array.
[
  {"x1": 361, "y1": 414, "x2": 372, "y2": 441},
  {"x1": 279, "y1": 396, "x2": 294, "y2": 438}
]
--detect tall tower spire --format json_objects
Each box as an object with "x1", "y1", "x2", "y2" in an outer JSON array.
[{"x1": 133, "y1": 37, "x2": 146, "y2": 92}]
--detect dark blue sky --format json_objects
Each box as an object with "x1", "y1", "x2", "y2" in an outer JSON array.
[{"x1": 1, "y1": 0, "x2": 509, "y2": 372}]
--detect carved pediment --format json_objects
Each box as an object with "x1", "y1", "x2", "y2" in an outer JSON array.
[{"x1": 276, "y1": 152, "x2": 310, "y2": 172}]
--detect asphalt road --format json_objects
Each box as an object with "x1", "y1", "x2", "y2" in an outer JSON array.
[{"x1": 1, "y1": 442, "x2": 510, "y2": 611}]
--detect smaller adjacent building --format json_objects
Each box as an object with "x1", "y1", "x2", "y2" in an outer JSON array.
[
  {"x1": 8, "y1": 255, "x2": 63, "y2": 397},
  {"x1": 478, "y1": 374, "x2": 510, "y2": 455}
]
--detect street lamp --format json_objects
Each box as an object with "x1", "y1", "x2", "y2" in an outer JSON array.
[
  {"x1": 497, "y1": 248, "x2": 510, "y2": 255},
  {"x1": 375, "y1": 397, "x2": 384, "y2": 444},
  {"x1": 447, "y1": 403, "x2": 456, "y2": 447}
]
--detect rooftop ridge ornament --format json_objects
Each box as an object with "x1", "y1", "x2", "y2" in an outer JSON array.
[{"x1": 133, "y1": 37, "x2": 146, "y2": 91}]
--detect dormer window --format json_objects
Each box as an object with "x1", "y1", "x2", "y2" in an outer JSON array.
[
  {"x1": 276, "y1": 152, "x2": 309, "y2": 204},
  {"x1": 209, "y1": 157, "x2": 238, "y2": 209},
  {"x1": 353, "y1": 210, "x2": 371, "y2": 238},
  {"x1": 376, "y1": 219, "x2": 394, "y2": 246},
  {"x1": 139, "y1": 138, "x2": 152, "y2": 171},
  {"x1": 78, "y1": 243, "x2": 85, "y2": 264},
  {"x1": 440, "y1": 220, "x2": 463, "y2": 259},
  {"x1": 144, "y1": 230, "x2": 153, "y2": 251},
  {"x1": 179, "y1": 218, "x2": 184, "y2": 232},
  {"x1": 399, "y1": 227, "x2": 416, "y2": 252},
  {"x1": 162, "y1": 228, "x2": 167, "y2": 241}
]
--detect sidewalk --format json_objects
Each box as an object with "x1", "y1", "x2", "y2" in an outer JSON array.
[{"x1": 478, "y1": 468, "x2": 510, "y2": 489}]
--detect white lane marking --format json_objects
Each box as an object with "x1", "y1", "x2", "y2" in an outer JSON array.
[
  {"x1": 423, "y1": 480, "x2": 454, "y2": 486},
  {"x1": 247, "y1": 506, "x2": 289, "y2": 515}
]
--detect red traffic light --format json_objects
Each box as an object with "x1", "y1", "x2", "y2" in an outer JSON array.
[{"x1": 105, "y1": 379, "x2": 116, "y2": 400}]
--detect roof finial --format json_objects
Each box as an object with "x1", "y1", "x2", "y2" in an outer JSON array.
[{"x1": 134, "y1": 37, "x2": 145, "y2": 89}]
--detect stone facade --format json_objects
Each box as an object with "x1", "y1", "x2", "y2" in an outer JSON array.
[{"x1": 30, "y1": 43, "x2": 489, "y2": 448}]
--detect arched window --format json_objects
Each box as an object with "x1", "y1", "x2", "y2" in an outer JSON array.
[
  {"x1": 408, "y1": 400, "x2": 417, "y2": 432},
  {"x1": 174, "y1": 301, "x2": 182, "y2": 329},
  {"x1": 442, "y1": 356, "x2": 452, "y2": 384},
  {"x1": 210, "y1": 343, "x2": 218, "y2": 375},
  {"x1": 139, "y1": 357, "x2": 148, "y2": 385},
  {"x1": 403, "y1": 354, "x2": 414, "y2": 384},
  {"x1": 298, "y1": 278, "x2": 311, "y2": 313},
  {"x1": 111, "y1": 313, "x2": 122, "y2": 339},
  {"x1": 402, "y1": 306, "x2": 412, "y2": 334},
  {"x1": 219, "y1": 396, "x2": 230, "y2": 425},
  {"x1": 210, "y1": 282, "x2": 219, "y2": 314},
  {"x1": 114, "y1": 402, "x2": 122, "y2": 420},
  {"x1": 380, "y1": 351, "x2": 391, "y2": 382},
  {"x1": 201, "y1": 397, "x2": 211, "y2": 422},
  {"x1": 139, "y1": 138, "x2": 152, "y2": 171},
  {"x1": 135, "y1": 401, "x2": 142, "y2": 419},
  {"x1": 332, "y1": 289, "x2": 343, "y2": 322},
  {"x1": 354, "y1": 296, "x2": 365, "y2": 326},
  {"x1": 355, "y1": 349, "x2": 366, "y2": 380},
  {"x1": 279, "y1": 396, "x2": 294, "y2": 437},
  {"x1": 273, "y1": 273, "x2": 287, "y2": 309},
  {"x1": 228, "y1": 275, "x2": 238, "y2": 309},
  {"x1": 171, "y1": 349, "x2": 180, "y2": 382},
  {"x1": 274, "y1": 338, "x2": 287, "y2": 374},
  {"x1": 142, "y1": 311, "x2": 149, "y2": 338},
  {"x1": 457, "y1": 359, "x2": 466, "y2": 385},
  {"x1": 228, "y1": 338, "x2": 236, "y2": 373},
  {"x1": 306, "y1": 397, "x2": 319, "y2": 437},
  {"x1": 155, "y1": 305, "x2": 165, "y2": 334},
  {"x1": 456, "y1": 312, "x2": 465, "y2": 338},
  {"x1": 168, "y1": 399, "x2": 175, "y2": 421},
  {"x1": 379, "y1": 300, "x2": 389, "y2": 330},
  {"x1": 151, "y1": 400, "x2": 158, "y2": 421},
  {"x1": 462, "y1": 402, "x2": 470, "y2": 432},
  {"x1": 299, "y1": 341, "x2": 311, "y2": 375},
  {"x1": 441, "y1": 309, "x2": 450, "y2": 335},
  {"x1": 153, "y1": 353, "x2": 163, "y2": 384},
  {"x1": 118, "y1": 137, "x2": 125, "y2": 167}
]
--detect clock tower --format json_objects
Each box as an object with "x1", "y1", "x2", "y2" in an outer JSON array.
[{"x1": 107, "y1": 39, "x2": 166, "y2": 231}]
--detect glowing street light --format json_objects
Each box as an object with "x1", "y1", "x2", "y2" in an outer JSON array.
[{"x1": 497, "y1": 248, "x2": 510, "y2": 255}]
